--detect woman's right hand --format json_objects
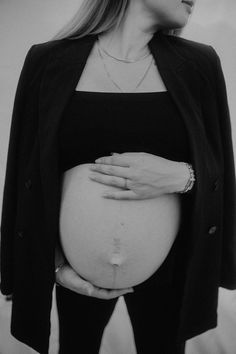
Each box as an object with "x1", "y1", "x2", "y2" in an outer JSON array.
[{"x1": 55, "y1": 263, "x2": 134, "y2": 299}]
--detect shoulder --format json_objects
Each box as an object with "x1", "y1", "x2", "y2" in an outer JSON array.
[
  {"x1": 162, "y1": 34, "x2": 219, "y2": 73},
  {"x1": 27, "y1": 38, "x2": 69, "y2": 63},
  {"x1": 161, "y1": 34, "x2": 221, "y2": 82},
  {"x1": 20, "y1": 38, "x2": 75, "y2": 82},
  {"x1": 164, "y1": 34, "x2": 217, "y2": 62},
  {"x1": 14, "y1": 38, "x2": 74, "y2": 91}
]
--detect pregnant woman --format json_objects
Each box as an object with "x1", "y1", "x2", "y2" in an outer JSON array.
[
  {"x1": 1, "y1": 0, "x2": 236, "y2": 353},
  {"x1": 54, "y1": 2, "x2": 196, "y2": 353}
]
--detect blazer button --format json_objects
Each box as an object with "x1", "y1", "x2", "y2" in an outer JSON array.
[
  {"x1": 25, "y1": 179, "x2": 32, "y2": 189},
  {"x1": 208, "y1": 225, "x2": 217, "y2": 235},
  {"x1": 213, "y1": 179, "x2": 219, "y2": 191},
  {"x1": 17, "y1": 230, "x2": 24, "y2": 238}
]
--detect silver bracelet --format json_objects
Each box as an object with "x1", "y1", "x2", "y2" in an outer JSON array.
[{"x1": 179, "y1": 162, "x2": 196, "y2": 194}]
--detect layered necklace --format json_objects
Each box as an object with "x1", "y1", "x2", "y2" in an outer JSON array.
[{"x1": 97, "y1": 36, "x2": 154, "y2": 93}]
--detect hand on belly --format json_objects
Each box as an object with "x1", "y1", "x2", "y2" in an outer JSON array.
[
  {"x1": 59, "y1": 164, "x2": 182, "y2": 289},
  {"x1": 89, "y1": 151, "x2": 189, "y2": 199}
]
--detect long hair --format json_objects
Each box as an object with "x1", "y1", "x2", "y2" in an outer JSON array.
[{"x1": 51, "y1": 0, "x2": 183, "y2": 41}]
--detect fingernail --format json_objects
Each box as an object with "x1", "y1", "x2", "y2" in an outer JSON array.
[{"x1": 102, "y1": 192, "x2": 111, "y2": 198}]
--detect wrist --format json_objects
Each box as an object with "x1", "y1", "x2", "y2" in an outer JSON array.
[
  {"x1": 55, "y1": 260, "x2": 67, "y2": 287},
  {"x1": 55, "y1": 262, "x2": 66, "y2": 273}
]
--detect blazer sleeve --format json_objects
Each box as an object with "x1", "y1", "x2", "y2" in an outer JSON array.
[
  {"x1": 0, "y1": 45, "x2": 37, "y2": 295},
  {"x1": 210, "y1": 46, "x2": 236, "y2": 290}
]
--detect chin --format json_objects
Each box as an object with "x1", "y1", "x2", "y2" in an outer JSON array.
[
  {"x1": 158, "y1": 15, "x2": 188, "y2": 33},
  {"x1": 170, "y1": 15, "x2": 189, "y2": 29}
]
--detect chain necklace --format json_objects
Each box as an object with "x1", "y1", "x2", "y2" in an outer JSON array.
[
  {"x1": 97, "y1": 37, "x2": 151, "y2": 63},
  {"x1": 97, "y1": 40, "x2": 154, "y2": 93}
]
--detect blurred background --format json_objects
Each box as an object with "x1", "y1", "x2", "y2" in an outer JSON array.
[{"x1": 0, "y1": 0, "x2": 236, "y2": 353}]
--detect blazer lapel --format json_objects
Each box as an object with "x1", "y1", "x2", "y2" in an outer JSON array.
[{"x1": 38, "y1": 32, "x2": 208, "y2": 235}]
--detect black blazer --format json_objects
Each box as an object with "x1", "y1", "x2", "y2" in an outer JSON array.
[{"x1": 1, "y1": 32, "x2": 236, "y2": 353}]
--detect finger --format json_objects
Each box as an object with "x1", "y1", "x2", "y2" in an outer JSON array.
[
  {"x1": 83, "y1": 283, "x2": 94, "y2": 296},
  {"x1": 72, "y1": 275, "x2": 93, "y2": 291},
  {"x1": 102, "y1": 190, "x2": 140, "y2": 200},
  {"x1": 90, "y1": 164, "x2": 131, "y2": 180},
  {"x1": 73, "y1": 281, "x2": 94, "y2": 297},
  {"x1": 66, "y1": 283, "x2": 94, "y2": 296},
  {"x1": 94, "y1": 155, "x2": 130, "y2": 167},
  {"x1": 89, "y1": 173, "x2": 129, "y2": 189},
  {"x1": 93, "y1": 287, "x2": 134, "y2": 299}
]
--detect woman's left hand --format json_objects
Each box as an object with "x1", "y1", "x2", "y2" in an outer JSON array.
[{"x1": 89, "y1": 152, "x2": 190, "y2": 200}]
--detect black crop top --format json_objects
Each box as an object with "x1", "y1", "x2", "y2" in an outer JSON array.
[{"x1": 58, "y1": 91, "x2": 191, "y2": 174}]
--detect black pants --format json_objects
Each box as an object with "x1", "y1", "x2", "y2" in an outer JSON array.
[{"x1": 55, "y1": 226, "x2": 188, "y2": 354}]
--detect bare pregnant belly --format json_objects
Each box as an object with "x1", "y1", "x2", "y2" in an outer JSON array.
[{"x1": 59, "y1": 163, "x2": 182, "y2": 289}]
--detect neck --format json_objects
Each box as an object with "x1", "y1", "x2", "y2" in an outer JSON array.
[{"x1": 98, "y1": 1, "x2": 160, "y2": 62}]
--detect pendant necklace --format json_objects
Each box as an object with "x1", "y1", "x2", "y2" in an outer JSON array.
[{"x1": 97, "y1": 38, "x2": 154, "y2": 93}]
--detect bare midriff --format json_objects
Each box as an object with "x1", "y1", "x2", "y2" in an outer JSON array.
[{"x1": 59, "y1": 163, "x2": 182, "y2": 289}]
